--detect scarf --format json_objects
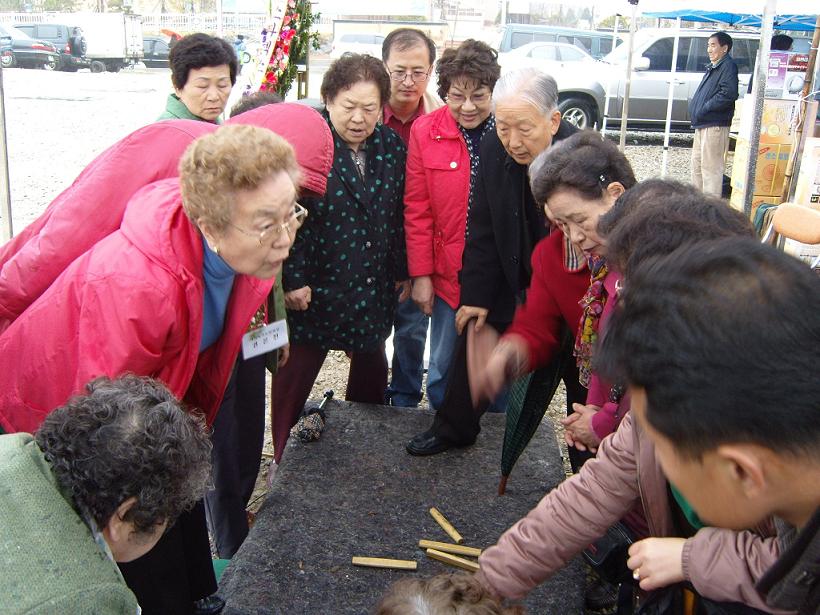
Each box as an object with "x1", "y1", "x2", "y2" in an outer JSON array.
[
  {"x1": 574, "y1": 255, "x2": 608, "y2": 388},
  {"x1": 460, "y1": 115, "x2": 496, "y2": 241}
]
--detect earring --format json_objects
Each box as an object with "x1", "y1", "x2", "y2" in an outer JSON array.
[{"x1": 214, "y1": 245, "x2": 220, "y2": 256}]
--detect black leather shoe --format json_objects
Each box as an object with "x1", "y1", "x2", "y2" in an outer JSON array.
[
  {"x1": 193, "y1": 594, "x2": 226, "y2": 615},
  {"x1": 406, "y1": 429, "x2": 467, "y2": 456}
]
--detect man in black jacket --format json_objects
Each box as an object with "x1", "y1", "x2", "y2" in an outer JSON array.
[
  {"x1": 688, "y1": 31, "x2": 738, "y2": 197},
  {"x1": 407, "y1": 68, "x2": 583, "y2": 456}
]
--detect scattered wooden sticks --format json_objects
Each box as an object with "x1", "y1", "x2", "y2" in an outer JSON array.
[
  {"x1": 425, "y1": 548, "x2": 480, "y2": 572},
  {"x1": 429, "y1": 507, "x2": 463, "y2": 544},
  {"x1": 351, "y1": 556, "x2": 418, "y2": 570},
  {"x1": 418, "y1": 540, "x2": 482, "y2": 558}
]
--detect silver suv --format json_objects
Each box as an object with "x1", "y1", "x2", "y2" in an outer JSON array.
[{"x1": 554, "y1": 28, "x2": 760, "y2": 129}]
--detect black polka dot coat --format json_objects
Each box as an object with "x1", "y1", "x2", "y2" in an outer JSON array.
[{"x1": 283, "y1": 113, "x2": 408, "y2": 352}]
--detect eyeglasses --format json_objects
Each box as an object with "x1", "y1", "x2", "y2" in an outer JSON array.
[
  {"x1": 387, "y1": 68, "x2": 430, "y2": 83},
  {"x1": 446, "y1": 90, "x2": 490, "y2": 105},
  {"x1": 229, "y1": 203, "x2": 308, "y2": 246}
]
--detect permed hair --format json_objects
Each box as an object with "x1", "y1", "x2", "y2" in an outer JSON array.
[
  {"x1": 169, "y1": 32, "x2": 238, "y2": 90},
  {"x1": 179, "y1": 124, "x2": 301, "y2": 233},
  {"x1": 492, "y1": 67, "x2": 558, "y2": 117},
  {"x1": 230, "y1": 91, "x2": 283, "y2": 117},
  {"x1": 709, "y1": 31, "x2": 734, "y2": 53},
  {"x1": 35, "y1": 375, "x2": 212, "y2": 535},
  {"x1": 381, "y1": 27, "x2": 437, "y2": 66},
  {"x1": 597, "y1": 179, "x2": 754, "y2": 276},
  {"x1": 595, "y1": 238, "x2": 820, "y2": 459},
  {"x1": 529, "y1": 130, "x2": 636, "y2": 204},
  {"x1": 376, "y1": 573, "x2": 525, "y2": 615},
  {"x1": 320, "y1": 52, "x2": 392, "y2": 106},
  {"x1": 436, "y1": 39, "x2": 501, "y2": 102}
]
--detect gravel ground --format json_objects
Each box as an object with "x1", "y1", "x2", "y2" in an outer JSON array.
[{"x1": 4, "y1": 65, "x2": 694, "y2": 610}]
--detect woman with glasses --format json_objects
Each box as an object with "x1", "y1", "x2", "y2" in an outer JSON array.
[
  {"x1": 403, "y1": 39, "x2": 500, "y2": 411},
  {"x1": 273, "y1": 53, "x2": 408, "y2": 464},
  {"x1": 0, "y1": 125, "x2": 307, "y2": 615}
]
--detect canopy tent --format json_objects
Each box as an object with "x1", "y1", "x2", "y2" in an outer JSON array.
[{"x1": 643, "y1": 10, "x2": 818, "y2": 31}]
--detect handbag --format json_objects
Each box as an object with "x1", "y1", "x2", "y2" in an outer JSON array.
[{"x1": 583, "y1": 521, "x2": 636, "y2": 584}]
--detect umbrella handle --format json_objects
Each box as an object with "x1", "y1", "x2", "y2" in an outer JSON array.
[{"x1": 498, "y1": 475, "x2": 508, "y2": 496}]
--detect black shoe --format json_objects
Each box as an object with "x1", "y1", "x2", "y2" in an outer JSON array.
[
  {"x1": 584, "y1": 577, "x2": 618, "y2": 611},
  {"x1": 406, "y1": 429, "x2": 467, "y2": 456},
  {"x1": 193, "y1": 594, "x2": 226, "y2": 615}
]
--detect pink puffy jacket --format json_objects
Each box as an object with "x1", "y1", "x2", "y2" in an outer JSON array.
[
  {"x1": 404, "y1": 106, "x2": 471, "y2": 309},
  {"x1": 476, "y1": 412, "x2": 787, "y2": 613}
]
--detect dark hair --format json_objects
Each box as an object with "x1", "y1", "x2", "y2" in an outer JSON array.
[
  {"x1": 382, "y1": 27, "x2": 436, "y2": 66},
  {"x1": 169, "y1": 33, "x2": 238, "y2": 89},
  {"x1": 597, "y1": 179, "x2": 754, "y2": 276},
  {"x1": 770, "y1": 34, "x2": 794, "y2": 51},
  {"x1": 596, "y1": 238, "x2": 820, "y2": 459},
  {"x1": 709, "y1": 31, "x2": 733, "y2": 53},
  {"x1": 530, "y1": 131, "x2": 637, "y2": 204},
  {"x1": 436, "y1": 39, "x2": 501, "y2": 102},
  {"x1": 320, "y1": 53, "x2": 391, "y2": 106},
  {"x1": 230, "y1": 91, "x2": 283, "y2": 117},
  {"x1": 35, "y1": 375, "x2": 212, "y2": 535}
]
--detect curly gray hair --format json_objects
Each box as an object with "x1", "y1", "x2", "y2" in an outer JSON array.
[{"x1": 35, "y1": 375, "x2": 212, "y2": 535}]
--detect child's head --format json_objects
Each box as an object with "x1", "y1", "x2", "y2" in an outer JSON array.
[
  {"x1": 597, "y1": 237, "x2": 820, "y2": 530},
  {"x1": 375, "y1": 572, "x2": 524, "y2": 615}
]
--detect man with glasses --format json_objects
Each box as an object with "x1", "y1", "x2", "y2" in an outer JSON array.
[{"x1": 381, "y1": 28, "x2": 443, "y2": 409}]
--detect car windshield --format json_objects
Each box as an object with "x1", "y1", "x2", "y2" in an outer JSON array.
[
  {"x1": 2, "y1": 24, "x2": 32, "y2": 40},
  {"x1": 602, "y1": 30, "x2": 655, "y2": 64}
]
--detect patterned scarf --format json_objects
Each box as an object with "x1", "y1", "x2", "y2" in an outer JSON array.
[
  {"x1": 460, "y1": 115, "x2": 496, "y2": 240},
  {"x1": 574, "y1": 255, "x2": 608, "y2": 388}
]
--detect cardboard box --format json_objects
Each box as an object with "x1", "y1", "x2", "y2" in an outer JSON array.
[
  {"x1": 731, "y1": 138, "x2": 792, "y2": 197},
  {"x1": 736, "y1": 97, "x2": 799, "y2": 144},
  {"x1": 729, "y1": 189, "x2": 782, "y2": 218},
  {"x1": 794, "y1": 137, "x2": 820, "y2": 208}
]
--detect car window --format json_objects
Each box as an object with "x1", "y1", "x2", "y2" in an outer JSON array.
[
  {"x1": 732, "y1": 39, "x2": 757, "y2": 74},
  {"x1": 642, "y1": 38, "x2": 673, "y2": 71},
  {"x1": 560, "y1": 45, "x2": 586, "y2": 61},
  {"x1": 37, "y1": 25, "x2": 61, "y2": 38},
  {"x1": 558, "y1": 34, "x2": 572, "y2": 45},
  {"x1": 510, "y1": 32, "x2": 532, "y2": 49},
  {"x1": 4, "y1": 25, "x2": 31, "y2": 40},
  {"x1": 529, "y1": 44, "x2": 557, "y2": 60},
  {"x1": 690, "y1": 37, "x2": 710, "y2": 71},
  {"x1": 143, "y1": 39, "x2": 154, "y2": 54},
  {"x1": 574, "y1": 36, "x2": 592, "y2": 53},
  {"x1": 15, "y1": 24, "x2": 34, "y2": 36},
  {"x1": 155, "y1": 39, "x2": 169, "y2": 53}
]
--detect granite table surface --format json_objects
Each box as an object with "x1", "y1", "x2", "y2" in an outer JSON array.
[{"x1": 219, "y1": 401, "x2": 584, "y2": 614}]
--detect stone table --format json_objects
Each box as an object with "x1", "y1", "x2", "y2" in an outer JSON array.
[{"x1": 219, "y1": 401, "x2": 584, "y2": 614}]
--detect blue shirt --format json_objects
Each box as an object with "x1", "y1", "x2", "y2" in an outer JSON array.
[{"x1": 200, "y1": 235, "x2": 236, "y2": 352}]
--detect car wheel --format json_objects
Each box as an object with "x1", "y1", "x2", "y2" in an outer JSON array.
[
  {"x1": 90, "y1": 60, "x2": 106, "y2": 73},
  {"x1": 44, "y1": 57, "x2": 58, "y2": 71},
  {"x1": 558, "y1": 97, "x2": 595, "y2": 130},
  {"x1": 1, "y1": 51, "x2": 13, "y2": 68}
]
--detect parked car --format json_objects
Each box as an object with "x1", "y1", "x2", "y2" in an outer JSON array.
[
  {"x1": 554, "y1": 28, "x2": 760, "y2": 130},
  {"x1": 498, "y1": 24, "x2": 622, "y2": 60},
  {"x1": 14, "y1": 22, "x2": 87, "y2": 71},
  {"x1": 330, "y1": 32, "x2": 385, "y2": 59},
  {"x1": 498, "y1": 41, "x2": 598, "y2": 74},
  {"x1": 0, "y1": 27, "x2": 12, "y2": 68},
  {"x1": 0, "y1": 24, "x2": 59, "y2": 70},
  {"x1": 142, "y1": 35, "x2": 170, "y2": 68}
]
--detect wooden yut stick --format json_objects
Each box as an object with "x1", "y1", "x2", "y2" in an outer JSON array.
[
  {"x1": 351, "y1": 556, "x2": 417, "y2": 570},
  {"x1": 418, "y1": 540, "x2": 481, "y2": 558},
  {"x1": 426, "y1": 548, "x2": 480, "y2": 573},
  {"x1": 429, "y1": 507, "x2": 463, "y2": 544}
]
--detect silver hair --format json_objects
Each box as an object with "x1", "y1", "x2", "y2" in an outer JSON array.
[{"x1": 492, "y1": 67, "x2": 559, "y2": 116}]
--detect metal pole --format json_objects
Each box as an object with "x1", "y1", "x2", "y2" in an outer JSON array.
[
  {"x1": 661, "y1": 18, "x2": 681, "y2": 176},
  {"x1": 0, "y1": 66, "x2": 12, "y2": 243},
  {"x1": 216, "y1": 0, "x2": 223, "y2": 37},
  {"x1": 600, "y1": 15, "x2": 619, "y2": 135},
  {"x1": 619, "y1": 2, "x2": 638, "y2": 152},
  {"x1": 743, "y1": 0, "x2": 775, "y2": 217}
]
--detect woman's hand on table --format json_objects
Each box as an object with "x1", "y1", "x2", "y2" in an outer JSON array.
[
  {"x1": 561, "y1": 403, "x2": 602, "y2": 452},
  {"x1": 455, "y1": 305, "x2": 488, "y2": 335},
  {"x1": 284, "y1": 286, "x2": 311, "y2": 311},
  {"x1": 411, "y1": 276, "x2": 434, "y2": 316}
]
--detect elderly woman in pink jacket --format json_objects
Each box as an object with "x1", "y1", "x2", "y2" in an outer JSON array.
[
  {"x1": 476, "y1": 182, "x2": 784, "y2": 613},
  {"x1": 403, "y1": 39, "x2": 500, "y2": 409}
]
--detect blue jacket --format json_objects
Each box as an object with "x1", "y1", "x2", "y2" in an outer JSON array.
[{"x1": 688, "y1": 55, "x2": 739, "y2": 129}]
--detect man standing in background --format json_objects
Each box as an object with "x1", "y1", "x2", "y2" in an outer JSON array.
[
  {"x1": 688, "y1": 31, "x2": 738, "y2": 197},
  {"x1": 381, "y1": 28, "x2": 442, "y2": 408}
]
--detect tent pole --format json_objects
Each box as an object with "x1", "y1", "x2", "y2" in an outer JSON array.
[
  {"x1": 600, "y1": 15, "x2": 620, "y2": 135},
  {"x1": 743, "y1": 0, "x2": 776, "y2": 217},
  {"x1": 0, "y1": 66, "x2": 12, "y2": 243},
  {"x1": 619, "y1": 2, "x2": 639, "y2": 152},
  {"x1": 661, "y1": 18, "x2": 681, "y2": 177}
]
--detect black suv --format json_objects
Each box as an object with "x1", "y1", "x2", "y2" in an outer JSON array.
[{"x1": 14, "y1": 23, "x2": 87, "y2": 71}]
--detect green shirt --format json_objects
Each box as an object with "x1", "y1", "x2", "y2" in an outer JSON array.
[
  {"x1": 0, "y1": 434, "x2": 139, "y2": 614},
  {"x1": 157, "y1": 93, "x2": 221, "y2": 123}
]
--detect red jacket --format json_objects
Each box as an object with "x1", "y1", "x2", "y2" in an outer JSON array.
[
  {"x1": 404, "y1": 106, "x2": 471, "y2": 308},
  {"x1": 503, "y1": 231, "x2": 589, "y2": 370},
  {"x1": 0, "y1": 179, "x2": 272, "y2": 433}
]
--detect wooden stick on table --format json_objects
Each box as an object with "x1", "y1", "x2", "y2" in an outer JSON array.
[
  {"x1": 351, "y1": 556, "x2": 418, "y2": 570},
  {"x1": 425, "y1": 548, "x2": 480, "y2": 573},
  {"x1": 418, "y1": 540, "x2": 481, "y2": 558},
  {"x1": 429, "y1": 507, "x2": 463, "y2": 544}
]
